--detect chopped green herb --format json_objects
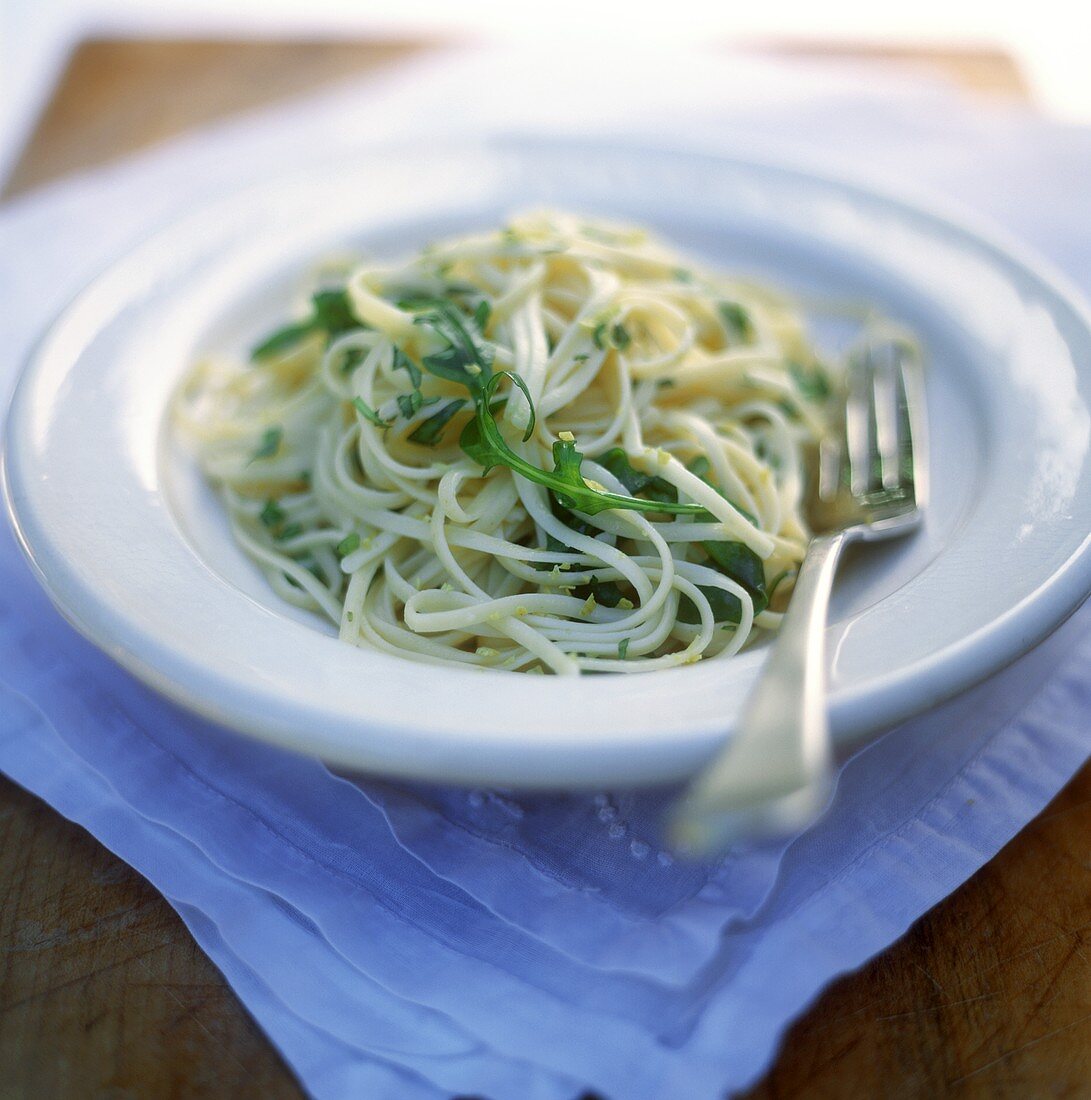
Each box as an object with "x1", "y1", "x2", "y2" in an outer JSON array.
[
  {"x1": 395, "y1": 391, "x2": 440, "y2": 419},
  {"x1": 573, "y1": 353, "x2": 590, "y2": 364},
  {"x1": 672, "y1": 268, "x2": 694, "y2": 283},
  {"x1": 656, "y1": 378, "x2": 676, "y2": 389},
  {"x1": 788, "y1": 359, "x2": 832, "y2": 401},
  {"x1": 249, "y1": 426, "x2": 283, "y2": 463},
  {"x1": 576, "y1": 576, "x2": 625, "y2": 608},
  {"x1": 250, "y1": 321, "x2": 316, "y2": 361},
  {"x1": 339, "y1": 348, "x2": 367, "y2": 375},
  {"x1": 686, "y1": 455, "x2": 712, "y2": 481},
  {"x1": 618, "y1": 638, "x2": 630, "y2": 659},
  {"x1": 393, "y1": 347, "x2": 423, "y2": 389},
  {"x1": 407, "y1": 398, "x2": 468, "y2": 445},
  {"x1": 473, "y1": 299, "x2": 492, "y2": 331},
  {"x1": 310, "y1": 289, "x2": 358, "y2": 336},
  {"x1": 337, "y1": 532, "x2": 361, "y2": 556},
  {"x1": 259, "y1": 499, "x2": 286, "y2": 528},
  {"x1": 275, "y1": 522, "x2": 303, "y2": 541},
  {"x1": 590, "y1": 321, "x2": 631, "y2": 352},
  {"x1": 251, "y1": 289, "x2": 360, "y2": 361},
  {"x1": 352, "y1": 396, "x2": 391, "y2": 428},
  {"x1": 717, "y1": 301, "x2": 753, "y2": 343}
]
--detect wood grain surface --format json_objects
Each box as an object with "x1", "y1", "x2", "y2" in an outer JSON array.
[{"x1": 2, "y1": 38, "x2": 1088, "y2": 1100}]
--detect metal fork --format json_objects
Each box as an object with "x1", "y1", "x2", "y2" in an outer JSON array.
[{"x1": 669, "y1": 334, "x2": 928, "y2": 855}]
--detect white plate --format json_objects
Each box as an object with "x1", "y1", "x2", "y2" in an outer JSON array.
[{"x1": 5, "y1": 139, "x2": 1091, "y2": 787}]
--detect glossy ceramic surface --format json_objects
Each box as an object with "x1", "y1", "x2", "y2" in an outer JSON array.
[{"x1": 5, "y1": 139, "x2": 1091, "y2": 785}]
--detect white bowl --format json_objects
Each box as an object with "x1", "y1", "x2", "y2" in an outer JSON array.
[{"x1": 5, "y1": 139, "x2": 1091, "y2": 786}]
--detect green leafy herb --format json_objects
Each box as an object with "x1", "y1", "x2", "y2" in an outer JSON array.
[
  {"x1": 337, "y1": 532, "x2": 361, "y2": 556},
  {"x1": 458, "y1": 373, "x2": 706, "y2": 517},
  {"x1": 600, "y1": 448, "x2": 678, "y2": 503},
  {"x1": 250, "y1": 322, "x2": 315, "y2": 361},
  {"x1": 473, "y1": 299, "x2": 492, "y2": 332},
  {"x1": 618, "y1": 638, "x2": 630, "y2": 659},
  {"x1": 259, "y1": 499, "x2": 286, "y2": 528},
  {"x1": 393, "y1": 347, "x2": 423, "y2": 389},
  {"x1": 717, "y1": 301, "x2": 753, "y2": 343},
  {"x1": 395, "y1": 391, "x2": 440, "y2": 419},
  {"x1": 686, "y1": 455, "x2": 712, "y2": 481},
  {"x1": 788, "y1": 359, "x2": 831, "y2": 401},
  {"x1": 573, "y1": 353, "x2": 590, "y2": 364},
  {"x1": 310, "y1": 289, "x2": 358, "y2": 335},
  {"x1": 407, "y1": 398, "x2": 468, "y2": 445},
  {"x1": 576, "y1": 576, "x2": 625, "y2": 608},
  {"x1": 249, "y1": 426, "x2": 283, "y2": 463},
  {"x1": 353, "y1": 396, "x2": 391, "y2": 428},
  {"x1": 678, "y1": 540, "x2": 769, "y2": 625},
  {"x1": 591, "y1": 321, "x2": 631, "y2": 352},
  {"x1": 275, "y1": 522, "x2": 303, "y2": 541},
  {"x1": 251, "y1": 289, "x2": 359, "y2": 361},
  {"x1": 672, "y1": 268, "x2": 694, "y2": 283}
]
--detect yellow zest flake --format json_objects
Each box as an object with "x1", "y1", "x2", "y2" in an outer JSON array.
[
  {"x1": 558, "y1": 430, "x2": 575, "y2": 442},
  {"x1": 515, "y1": 606, "x2": 529, "y2": 617},
  {"x1": 618, "y1": 597, "x2": 634, "y2": 610},
  {"x1": 580, "y1": 594, "x2": 597, "y2": 617},
  {"x1": 466, "y1": 363, "x2": 482, "y2": 376}
]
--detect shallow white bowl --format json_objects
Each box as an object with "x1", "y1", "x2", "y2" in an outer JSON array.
[{"x1": 5, "y1": 139, "x2": 1091, "y2": 786}]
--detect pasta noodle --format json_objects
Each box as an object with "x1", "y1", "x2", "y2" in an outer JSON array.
[{"x1": 174, "y1": 211, "x2": 843, "y2": 674}]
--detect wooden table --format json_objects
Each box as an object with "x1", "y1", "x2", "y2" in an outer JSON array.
[{"x1": 2, "y1": 39, "x2": 1089, "y2": 1099}]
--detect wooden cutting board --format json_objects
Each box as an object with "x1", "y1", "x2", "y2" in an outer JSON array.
[{"x1": 1, "y1": 39, "x2": 1089, "y2": 1099}]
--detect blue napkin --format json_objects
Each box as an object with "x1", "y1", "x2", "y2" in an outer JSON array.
[{"x1": 2, "y1": 49, "x2": 1090, "y2": 1099}]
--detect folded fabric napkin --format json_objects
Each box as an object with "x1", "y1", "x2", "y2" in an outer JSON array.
[{"x1": 2, "y1": 49, "x2": 1090, "y2": 1099}]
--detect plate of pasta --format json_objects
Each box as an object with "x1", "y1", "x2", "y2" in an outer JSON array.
[{"x1": 6, "y1": 140, "x2": 1091, "y2": 785}]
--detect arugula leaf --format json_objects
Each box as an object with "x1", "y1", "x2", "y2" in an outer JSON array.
[
  {"x1": 788, "y1": 359, "x2": 831, "y2": 401},
  {"x1": 251, "y1": 322, "x2": 316, "y2": 361},
  {"x1": 395, "y1": 391, "x2": 440, "y2": 419},
  {"x1": 251, "y1": 289, "x2": 359, "y2": 361},
  {"x1": 353, "y1": 396, "x2": 391, "y2": 428},
  {"x1": 600, "y1": 448, "x2": 678, "y2": 503},
  {"x1": 459, "y1": 373, "x2": 706, "y2": 517},
  {"x1": 576, "y1": 576, "x2": 625, "y2": 608},
  {"x1": 717, "y1": 301, "x2": 753, "y2": 343},
  {"x1": 311, "y1": 289, "x2": 358, "y2": 336},
  {"x1": 402, "y1": 296, "x2": 494, "y2": 393},
  {"x1": 393, "y1": 347, "x2": 422, "y2": 389},
  {"x1": 407, "y1": 398, "x2": 468, "y2": 445},
  {"x1": 249, "y1": 426, "x2": 283, "y2": 463},
  {"x1": 678, "y1": 540, "x2": 769, "y2": 625}
]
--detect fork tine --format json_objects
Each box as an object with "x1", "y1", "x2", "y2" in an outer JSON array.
[
  {"x1": 871, "y1": 342, "x2": 902, "y2": 491},
  {"x1": 845, "y1": 347, "x2": 872, "y2": 497},
  {"x1": 895, "y1": 340, "x2": 928, "y2": 507}
]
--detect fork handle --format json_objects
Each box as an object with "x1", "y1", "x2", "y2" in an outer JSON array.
[{"x1": 670, "y1": 530, "x2": 847, "y2": 853}]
